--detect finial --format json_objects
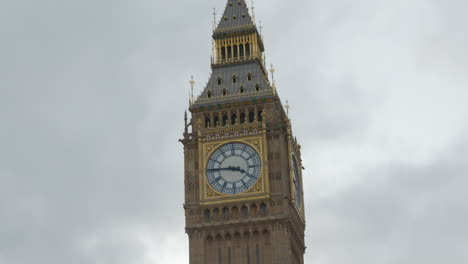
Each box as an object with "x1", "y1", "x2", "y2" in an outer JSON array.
[
  {"x1": 189, "y1": 76, "x2": 195, "y2": 106},
  {"x1": 259, "y1": 20, "x2": 263, "y2": 36},
  {"x1": 251, "y1": 0, "x2": 256, "y2": 24},
  {"x1": 212, "y1": 40, "x2": 215, "y2": 63},
  {"x1": 269, "y1": 64, "x2": 276, "y2": 85},
  {"x1": 184, "y1": 110, "x2": 188, "y2": 133},
  {"x1": 213, "y1": 8, "x2": 217, "y2": 30},
  {"x1": 285, "y1": 100, "x2": 290, "y2": 117}
]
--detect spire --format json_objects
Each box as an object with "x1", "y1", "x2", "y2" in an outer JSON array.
[
  {"x1": 216, "y1": 0, "x2": 254, "y2": 31},
  {"x1": 190, "y1": 0, "x2": 273, "y2": 110}
]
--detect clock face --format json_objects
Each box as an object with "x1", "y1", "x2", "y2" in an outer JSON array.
[
  {"x1": 292, "y1": 155, "x2": 302, "y2": 208},
  {"x1": 206, "y1": 142, "x2": 261, "y2": 195}
]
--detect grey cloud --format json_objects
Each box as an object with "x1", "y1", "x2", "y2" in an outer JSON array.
[
  {"x1": 1, "y1": 0, "x2": 467, "y2": 263},
  {"x1": 306, "y1": 139, "x2": 468, "y2": 263}
]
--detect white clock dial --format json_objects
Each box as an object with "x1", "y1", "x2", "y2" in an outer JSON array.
[
  {"x1": 206, "y1": 143, "x2": 261, "y2": 195},
  {"x1": 292, "y1": 155, "x2": 302, "y2": 208}
]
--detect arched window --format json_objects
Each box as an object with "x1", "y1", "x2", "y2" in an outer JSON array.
[
  {"x1": 240, "y1": 112, "x2": 246, "y2": 124},
  {"x1": 258, "y1": 110, "x2": 263, "y2": 122},
  {"x1": 214, "y1": 115, "x2": 219, "y2": 127},
  {"x1": 231, "y1": 206, "x2": 239, "y2": 218},
  {"x1": 228, "y1": 46, "x2": 232, "y2": 60},
  {"x1": 249, "y1": 111, "x2": 255, "y2": 123},
  {"x1": 250, "y1": 204, "x2": 258, "y2": 215},
  {"x1": 204, "y1": 209, "x2": 211, "y2": 221},
  {"x1": 231, "y1": 113, "x2": 237, "y2": 125},
  {"x1": 217, "y1": 78, "x2": 222, "y2": 86},
  {"x1": 255, "y1": 84, "x2": 260, "y2": 91},
  {"x1": 223, "y1": 207, "x2": 229, "y2": 219},
  {"x1": 240, "y1": 86, "x2": 245, "y2": 94},
  {"x1": 213, "y1": 208, "x2": 220, "y2": 219},
  {"x1": 239, "y1": 44, "x2": 244, "y2": 57},
  {"x1": 207, "y1": 90, "x2": 212, "y2": 98},
  {"x1": 232, "y1": 75, "x2": 237, "y2": 84},
  {"x1": 222, "y1": 89, "x2": 227, "y2": 96},
  {"x1": 260, "y1": 203, "x2": 268, "y2": 215},
  {"x1": 248, "y1": 73, "x2": 253, "y2": 81},
  {"x1": 241, "y1": 205, "x2": 248, "y2": 217},
  {"x1": 246, "y1": 43, "x2": 251, "y2": 57},
  {"x1": 222, "y1": 114, "x2": 228, "y2": 126},
  {"x1": 205, "y1": 117, "x2": 211, "y2": 128}
]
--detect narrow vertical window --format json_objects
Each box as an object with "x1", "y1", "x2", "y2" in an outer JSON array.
[
  {"x1": 204, "y1": 209, "x2": 211, "y2": 221},
  {"x1": 222, "y1": 48, "x2": 226, "y2": 61},
  {"x1": 246, "y1": 43, "x2": 251, "y2": 57},
  {"x1": 233, "y1": 45, "x2": 238, "y2": 58},
  {"x1": 246, "y1": 246, "x2": 250, "y2": 264},
  {"x1": 241, "y1": 205, "x2": 248, "y2": 217},
  {"x1": 249, "y1": 111, "x2": 255, "y2": 123},
  {"x1": 219, "y1": 248, "x2": 222, "y2": 264},
  {"x1": 228, "y1": 247, "x2": 232, "y2": 264},
  {"x1": 239, "y1": 44, "x2": 244, "y2": 57},
  {"x1": 223, "y1": 207, "x2": 229, "y2": 219},
  {"x1": 240, "y1": 112, "x2": 246, "y2": 124},
  {"x1": 256, "y1": 244, "x2": 260, "y2": 264},
  {"x1": 231, "y1": 113, "x2": 237, "y2": 125},
  {"x1": 260, "y1": 203, "x2": 267, "y2": 215},
  {"x1": 222, "y1": 114, "x2": 228, "y2": 126},
  {"x1": 228, "y1": 46, "x2": 232, "y2": 59}
]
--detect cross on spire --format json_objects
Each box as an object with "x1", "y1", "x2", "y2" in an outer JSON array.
[
  {"x1": 269, "y1": 64, "x2": 276, "y2": 85},
  {"x1": 285, "y1": 100, "x2": 290, "y2": 117},
  {"x1": 189, "y1": 76, "x2": 195, "y2": 106},
  {"x1": 251, "y1": 0, "x2": 256, "y2": 23}
]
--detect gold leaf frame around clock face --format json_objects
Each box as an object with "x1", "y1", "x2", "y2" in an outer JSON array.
[
  {"x1": 289, "y1": 140, "x2": 306, "y2": 220},
  {"x1": 198, "y1": 134, "x2": 270, "y2": 205}
]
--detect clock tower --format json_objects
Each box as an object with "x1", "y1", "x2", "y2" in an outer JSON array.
[{"x1": 180, "y1": 1, "x2": 306, "y2": 263}]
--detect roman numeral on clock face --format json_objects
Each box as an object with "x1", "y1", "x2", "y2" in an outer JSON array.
[{"x1": 206, "y1": 142, "x2": 262, "y2": 195}]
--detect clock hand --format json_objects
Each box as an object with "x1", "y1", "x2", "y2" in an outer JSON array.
[
  {"x1": 208, "y1": 167, "x2": 242, "y2": 172},
  {"x1": 208, "y1": 166, "x2": 246, "y2": 173},
  {"x1": 227, "y1": 166, "x2": 242, "y2": 172},
  {"x1": 207, "y1": 168, "x2": 229, "y2": 172}
]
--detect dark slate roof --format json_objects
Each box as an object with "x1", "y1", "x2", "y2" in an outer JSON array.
[
  {"x1": 216, "y1": 0, "x2": 254, "y2": 30},
  {"x1": 192, "y1": 61, "x2": 275, "y2": 108}
]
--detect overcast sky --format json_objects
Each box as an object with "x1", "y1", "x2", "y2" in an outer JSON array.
[{"x1": 1, "y1": 0, "x2": 467, "y2": 263}]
